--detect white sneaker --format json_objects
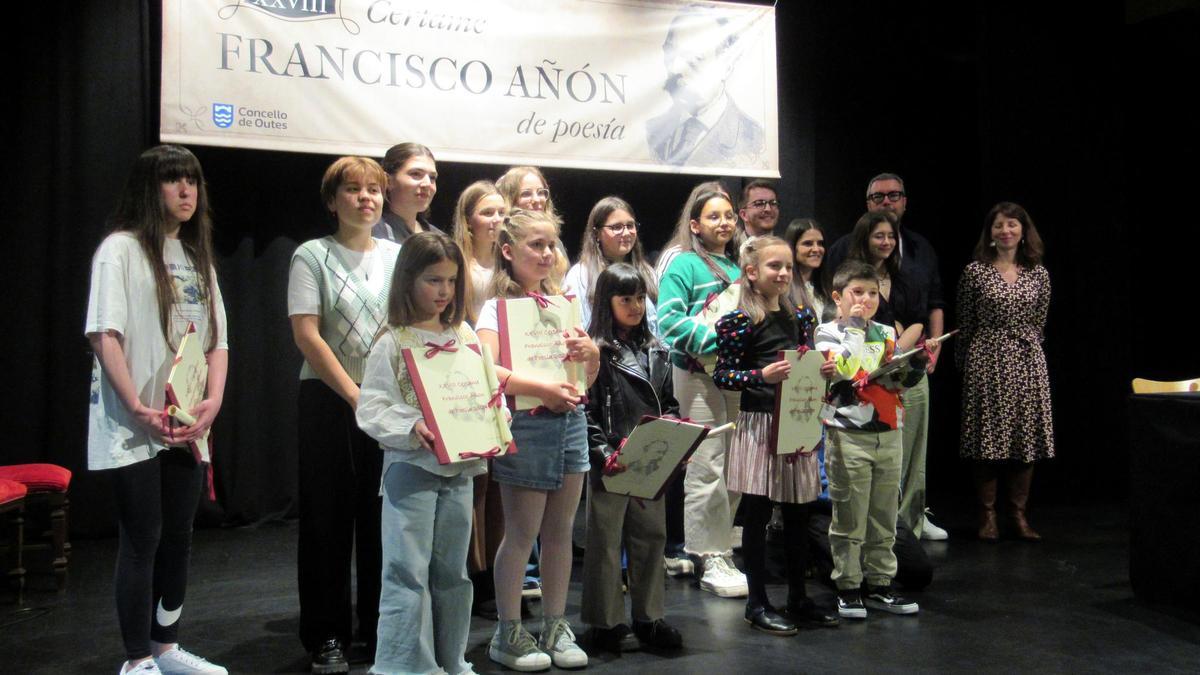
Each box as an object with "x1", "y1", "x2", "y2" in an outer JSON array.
[
  {"x1": 121, "y1": 660, "x2": 163, "y2": 674},
  {"x1": 153, "y1": 647, "x2": 228, "y2": 675},
  {"x1": 489, "y1": 620, "x2": 551, "y2": 672},
  {"x1": 921, "y1": 513, "x2": 949, "y2": 541},
  {"x1": 698, "y1": 555, "x2": 748, "y2": 598},
  {"x1": 539, "y1": 617, "x2": 588, "y2": 669}
]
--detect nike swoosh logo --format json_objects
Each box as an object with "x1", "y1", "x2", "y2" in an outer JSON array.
[{"x1": 156, "y1": 599, "x2": 182, "y2": 627}]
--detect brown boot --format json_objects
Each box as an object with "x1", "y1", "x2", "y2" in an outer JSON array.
[
  {"x1": 1007, "y1": 463, "x2": 1042, "y2": 541},
  {"x1": 973, "y1": 463, "x2": 999, "y2": 542}
]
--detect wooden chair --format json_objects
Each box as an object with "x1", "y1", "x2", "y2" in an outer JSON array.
[
  {"x1": 0, "y1": 464, "x2": 71, "y2": 591},
  {"x1": 1131, "y1": 378, "x2": 1200, "y2": 394},
  {"x1": 0, "y1": 478, "x2": 27, "y2": 605}
]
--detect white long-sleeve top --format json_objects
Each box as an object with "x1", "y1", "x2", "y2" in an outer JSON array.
[{"x1": 356, "y1": 325, "x2": 489, "y2": 482}]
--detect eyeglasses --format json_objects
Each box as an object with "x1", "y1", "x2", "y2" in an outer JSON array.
[
  {"x1": 602, "y1": 221, "x2": 638, "y2": 234},
  {"x1": 518, "y1": 188, "x2": 551, "y2": 201},
  {"x1": 748, "y1": 199, "x2": 779, "y2": 209},
  {"x1": 867, "y1": 191, "x2": 905, "y2": 205}
]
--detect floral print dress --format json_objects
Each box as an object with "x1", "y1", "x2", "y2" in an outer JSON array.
[{"x1": 956, "y1": 261, "x2": 1055, "y2": 462}]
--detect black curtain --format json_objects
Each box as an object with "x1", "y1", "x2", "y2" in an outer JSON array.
[{"x1": 6, "y1": 1, "x2": 1186, "y2": 537}]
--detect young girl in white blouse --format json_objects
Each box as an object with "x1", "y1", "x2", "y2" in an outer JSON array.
[{"x1": 356, "y1": 231, "x2": 487, "y2": 675}]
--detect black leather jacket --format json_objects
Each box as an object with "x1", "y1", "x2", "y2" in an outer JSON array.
[{"x1": 585, "y1": 339, "x2": 680, "y2": 490}]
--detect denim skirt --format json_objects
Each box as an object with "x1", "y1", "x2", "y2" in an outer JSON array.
[{"x1": 492, "y1": 407, "x2": 589, "y2": 490}]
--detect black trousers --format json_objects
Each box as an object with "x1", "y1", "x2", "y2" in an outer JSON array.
[
  {"x1": 297, "y1": 379, "x2": 383, "y2": 652},
  {"x1": 111, "y1": 448, "x2": 205, "y2": 660},
  {"x1": 806, "y1": 499, "x2": 933, "y2": 591}
]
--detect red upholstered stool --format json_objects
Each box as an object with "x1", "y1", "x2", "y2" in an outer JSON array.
[
  {"x1": 0, "y1": 464, "x2": 71, "y2": 591},
  {"x1": 0, "y1": 478, "x2": 27, "y2": 603}
]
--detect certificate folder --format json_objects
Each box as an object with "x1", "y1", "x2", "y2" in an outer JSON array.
[
  {"x1": 402, "y1": 339, "x2": 515, "y2": 465},
  {"x1": 601, "y1": 416, "x2": 715, "y2": 500},
  {"x1": 496, "y1": 294, "x2": 588, "y2": 410},
  {"x1": 770, "y1": 349, "x2": 825, "y2": 455}
]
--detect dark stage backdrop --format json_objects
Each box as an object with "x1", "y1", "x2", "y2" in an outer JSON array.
[{"x1": 6, "y1": 1, "x2": 1188, "y2": 537}]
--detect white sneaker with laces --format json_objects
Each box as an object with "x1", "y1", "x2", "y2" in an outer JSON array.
[
  {"x1": 121, "y1": 660, "x2": 163, "y2": 674},
  {"x1": 539, "y1": 617, "x2": 588, "y2": 669},
  {"x1": 698, "y1": 555, "x2": 748, "y2": 598},
  {"x1": 489, "y1": 620, "x2": 551, "y2": 672},
  {"x1": 921, "y1": 513, "x2": 949, "y2": 541},
  {"x1": 153, "y1": 647, "x2": 228, "y2": 675}
]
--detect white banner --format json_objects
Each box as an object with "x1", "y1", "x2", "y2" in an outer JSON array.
[{"x1": 160, "y1": 0, "x2": 779, "y2": 177}]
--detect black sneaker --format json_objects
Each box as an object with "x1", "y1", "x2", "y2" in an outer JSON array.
[
  {"x1": 864, "y1": 585, "x2": 919, "y2": 615},
  {"x1": 632, "y1": 618, "x2": 683, "y2": 649},
  {"x1": 836, "y1": 590, "x2": 867, "y2": 620},
  {"x1": 591, "y1": 623, "x2": 641, "y2": 653},
  {"x1": 311, "y1": 639, "x2": 349, "y2": 674}
]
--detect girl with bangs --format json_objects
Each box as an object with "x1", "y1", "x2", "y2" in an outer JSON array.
[{"x1": 86, "y1": 145, "x2": 229, "y2": 675}]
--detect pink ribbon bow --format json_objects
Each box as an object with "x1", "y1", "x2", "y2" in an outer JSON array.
[
  {"x1": 423, "y1": 339, "x2": 458, "y2": 358},
  {"x1": 526, "y1": 291, "x2": 555, "y2": 308}
]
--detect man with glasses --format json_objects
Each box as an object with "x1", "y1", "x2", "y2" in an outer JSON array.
[
  {"x1": 738, "y1": 180, "x2": 780, "y2": 238},
  {"x1": 825, "y1": 173, "x2": 949, "y2": 547}
]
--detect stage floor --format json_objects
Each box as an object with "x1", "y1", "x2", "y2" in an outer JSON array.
[{"x1": 4, "y1": 502, "x2": 1199, "y2": 674}]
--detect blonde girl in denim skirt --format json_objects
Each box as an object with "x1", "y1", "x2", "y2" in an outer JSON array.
[{"x1": 475, "y1": 209, "x2": 600, "y2": 671}]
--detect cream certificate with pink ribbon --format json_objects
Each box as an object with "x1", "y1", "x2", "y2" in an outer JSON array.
[
  {"x1": 165, "y1": 322, "x2": 211, "y2": 465},
  {"x1": 402, "y1": 339, "x2": 515, "y2": 465},
  {"x1": 496, "y1": 294, "x2": 587, "y2": 410}
]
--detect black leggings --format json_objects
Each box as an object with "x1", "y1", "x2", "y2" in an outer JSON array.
[
  {"x1": 741, "y1": 494, "x2": 810, "y2": 609},
  {"x1": 112, "y1": 449, "x2": 205, "y2": 660}
]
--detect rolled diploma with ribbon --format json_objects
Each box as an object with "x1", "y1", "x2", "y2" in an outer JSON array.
[
  {"x1": 481, "y1": 344, "x2": 513, "y2": 446},
  {"x1": 166, "y1": 404, "x2": 196, "y2": 426}
]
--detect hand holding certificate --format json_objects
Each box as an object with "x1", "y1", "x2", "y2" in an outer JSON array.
[
  {"x1": 165, "y1": 322, "x2": 211, "y2": 465},
  {"x1": 601, "y1": 417, "x2": 732, "y2": 500},
  {"x1": 771, "y1": 349, "x2": 826, "y2": 455},
  {"x1": 496, "y1": 293, "x2": 588, "y2": 410},
  {"x1": 402, "y1": 335, "x2": 515, "y2": 465},
  {"x1": 868, "y1": 330, "x2": 958, "y2": 382}
]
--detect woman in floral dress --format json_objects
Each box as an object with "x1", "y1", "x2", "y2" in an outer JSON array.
[{"x1": 956, "y1": 202, "x2": 1054, "y2": 542}]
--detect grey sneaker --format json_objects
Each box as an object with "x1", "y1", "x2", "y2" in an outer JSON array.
[
  {"x1": 539, "y1": 616, "x2": 588, "y2": 669},
  {"x1": 489, "y1": 620, "x2": 551, "y2": 672},
  {"x1": 154, "y1": 648, "x2": 228, "y2": 675}
]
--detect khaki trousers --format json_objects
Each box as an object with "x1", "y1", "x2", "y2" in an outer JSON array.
[{"x1": 826, "y1": 427, "x2": 902, "y2": 590}]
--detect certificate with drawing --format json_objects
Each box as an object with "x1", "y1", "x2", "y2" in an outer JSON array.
[
  {"x1": 496, "y1": 294, "x2": 587, "y2": 410},
  {"x1": 601, "y1": 416, "x2": 710, "y2": 500},
  {"x1": 165, "y1": 322, "x2": 210, "y2": 464},
  {"x1": 403, "y1": 340, "x2": 515, "y2": 464},
  {"x1": 771, "y1": 350, "x2": 825, "y2": 455}
]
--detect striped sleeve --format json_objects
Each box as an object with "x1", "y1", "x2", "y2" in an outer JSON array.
[{"x1": 657, "y1": 261, "x2": 722, "y2": 356}]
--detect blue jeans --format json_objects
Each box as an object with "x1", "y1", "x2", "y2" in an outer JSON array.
[{"x1": 371, "y1": 462, "x2": 473, "y2": 675}]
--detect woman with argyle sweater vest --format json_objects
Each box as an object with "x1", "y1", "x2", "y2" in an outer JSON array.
[{"x1": 287, "y1": 157, "x2": 400, "y2": 673}]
